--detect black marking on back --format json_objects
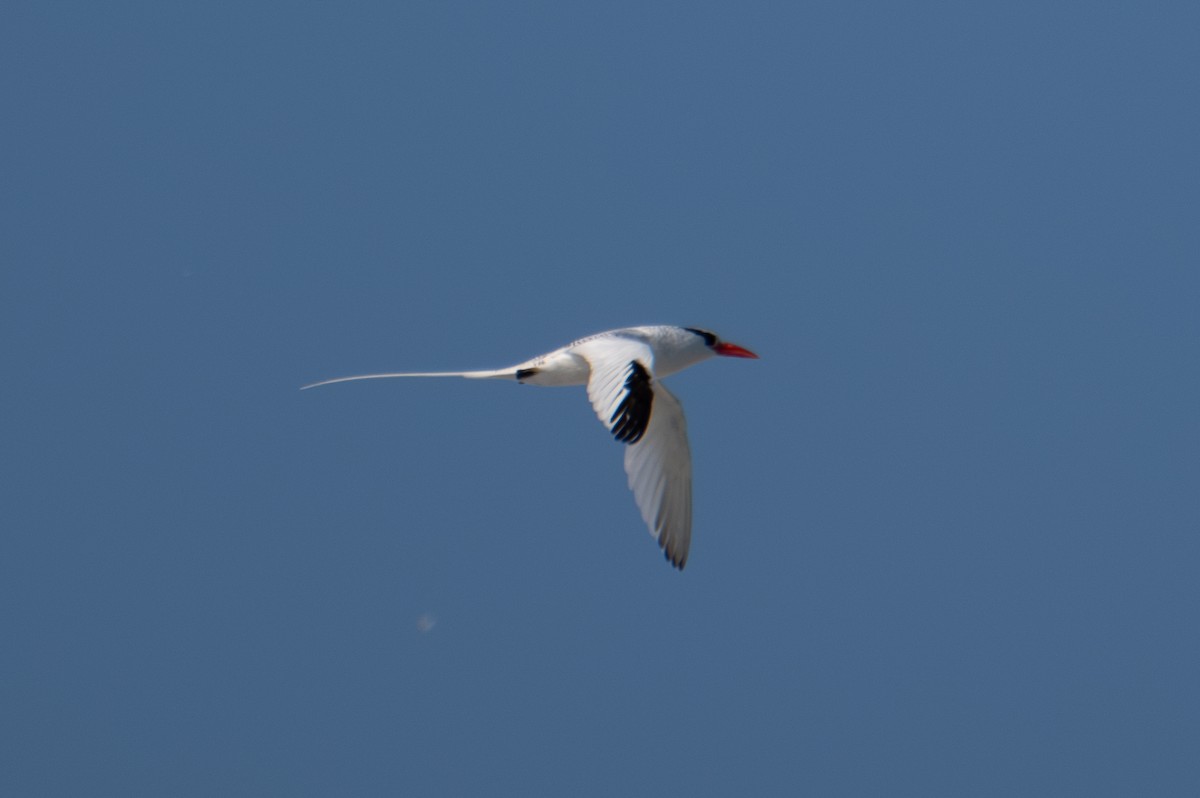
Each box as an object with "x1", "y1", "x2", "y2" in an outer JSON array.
[
  {"x1": 684, "y1": 327, "x2": 717, "y2": 347},
  {"x1": 610, "y1": 361, "x2": 653, "y2": 444},
  {"x1": 515, "y1": 367, "x2": 539, "y2": 383}
]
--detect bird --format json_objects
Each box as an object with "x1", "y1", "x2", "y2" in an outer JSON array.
[{"x1": 302, "y1": 325, "x2": 758, "y2": 569}]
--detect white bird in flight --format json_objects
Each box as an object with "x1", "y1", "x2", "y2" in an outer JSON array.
[{"x1": 302, "y1": 325, "x2": 758, "y2": 569}]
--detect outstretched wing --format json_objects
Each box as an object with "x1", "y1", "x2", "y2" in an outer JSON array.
[
  {"x1": 622, "y1": 382, "x2": 692, "y2": 568},
  {"x1": 575, "y1": 338, "x2": 694, "y2": 569}
]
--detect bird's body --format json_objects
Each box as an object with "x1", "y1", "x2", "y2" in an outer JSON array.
[{"x1": 303, "y1": 325, "x2": 758, "y2": 569}]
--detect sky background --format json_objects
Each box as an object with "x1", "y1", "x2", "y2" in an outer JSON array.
[{"x1": 3, "y1": 2, "x2": 1198, "y2": 795}]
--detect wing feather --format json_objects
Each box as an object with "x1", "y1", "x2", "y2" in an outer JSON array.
[
  {"x1": 575, "y1": 338, "x2": 656, "y2": 444},
  {"x1": 625, "y1": 384, "x2": 692, "y2": 568}
]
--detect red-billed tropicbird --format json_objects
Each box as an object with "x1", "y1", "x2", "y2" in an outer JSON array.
[{"x1": 302, "y1": 325, "x2": 758, "y2": 569}]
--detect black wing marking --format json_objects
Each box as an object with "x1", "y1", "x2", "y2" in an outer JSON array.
[{"x1": 609, "y1": 361, "x2": 653, "y2": 444}]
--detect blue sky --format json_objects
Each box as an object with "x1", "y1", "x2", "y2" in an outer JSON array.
[{"x1": 3, "y1": 2, "x2": 1198, "y2": 795}]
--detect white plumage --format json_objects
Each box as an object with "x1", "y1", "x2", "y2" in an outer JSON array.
[{"x1": 302, "y1": 325, "x2": 758, "y2": 569}]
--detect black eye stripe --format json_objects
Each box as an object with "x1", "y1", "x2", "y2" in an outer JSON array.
[{"x1": 684, "y1": 327, "x2": 717, "y2": 347}]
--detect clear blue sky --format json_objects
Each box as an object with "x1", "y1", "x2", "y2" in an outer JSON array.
[{"x1": 3, "y1": 2, "x2": 1198, "y2": 795}]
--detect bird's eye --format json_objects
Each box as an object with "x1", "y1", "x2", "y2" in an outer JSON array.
[{"x1": 684, "y1": 327, "x2": 717, "y2": 347}]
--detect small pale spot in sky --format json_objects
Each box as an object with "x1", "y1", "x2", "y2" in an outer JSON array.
[{"x1": 416, "y1": 613, "x2": 437, "y2": 633}]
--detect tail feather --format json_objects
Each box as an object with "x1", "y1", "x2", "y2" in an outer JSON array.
[{"x1": 300, "y1": 368, "x2": 517, "y2": 390}]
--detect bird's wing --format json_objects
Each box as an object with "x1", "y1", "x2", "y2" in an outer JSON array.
[
  {"x1": 574, "y1": 337, "x2": 657, "y2": 444},
  {"x1": 575, "y1": 338, "x2": 694, "y2": 569},
  {"x1": 622, "y1": 382, "x2": 692, "y2": 568}
]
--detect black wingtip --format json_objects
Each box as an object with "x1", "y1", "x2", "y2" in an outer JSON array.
[{"x1": 662, "y1": 540, "x2": 687, "y2": 570}]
